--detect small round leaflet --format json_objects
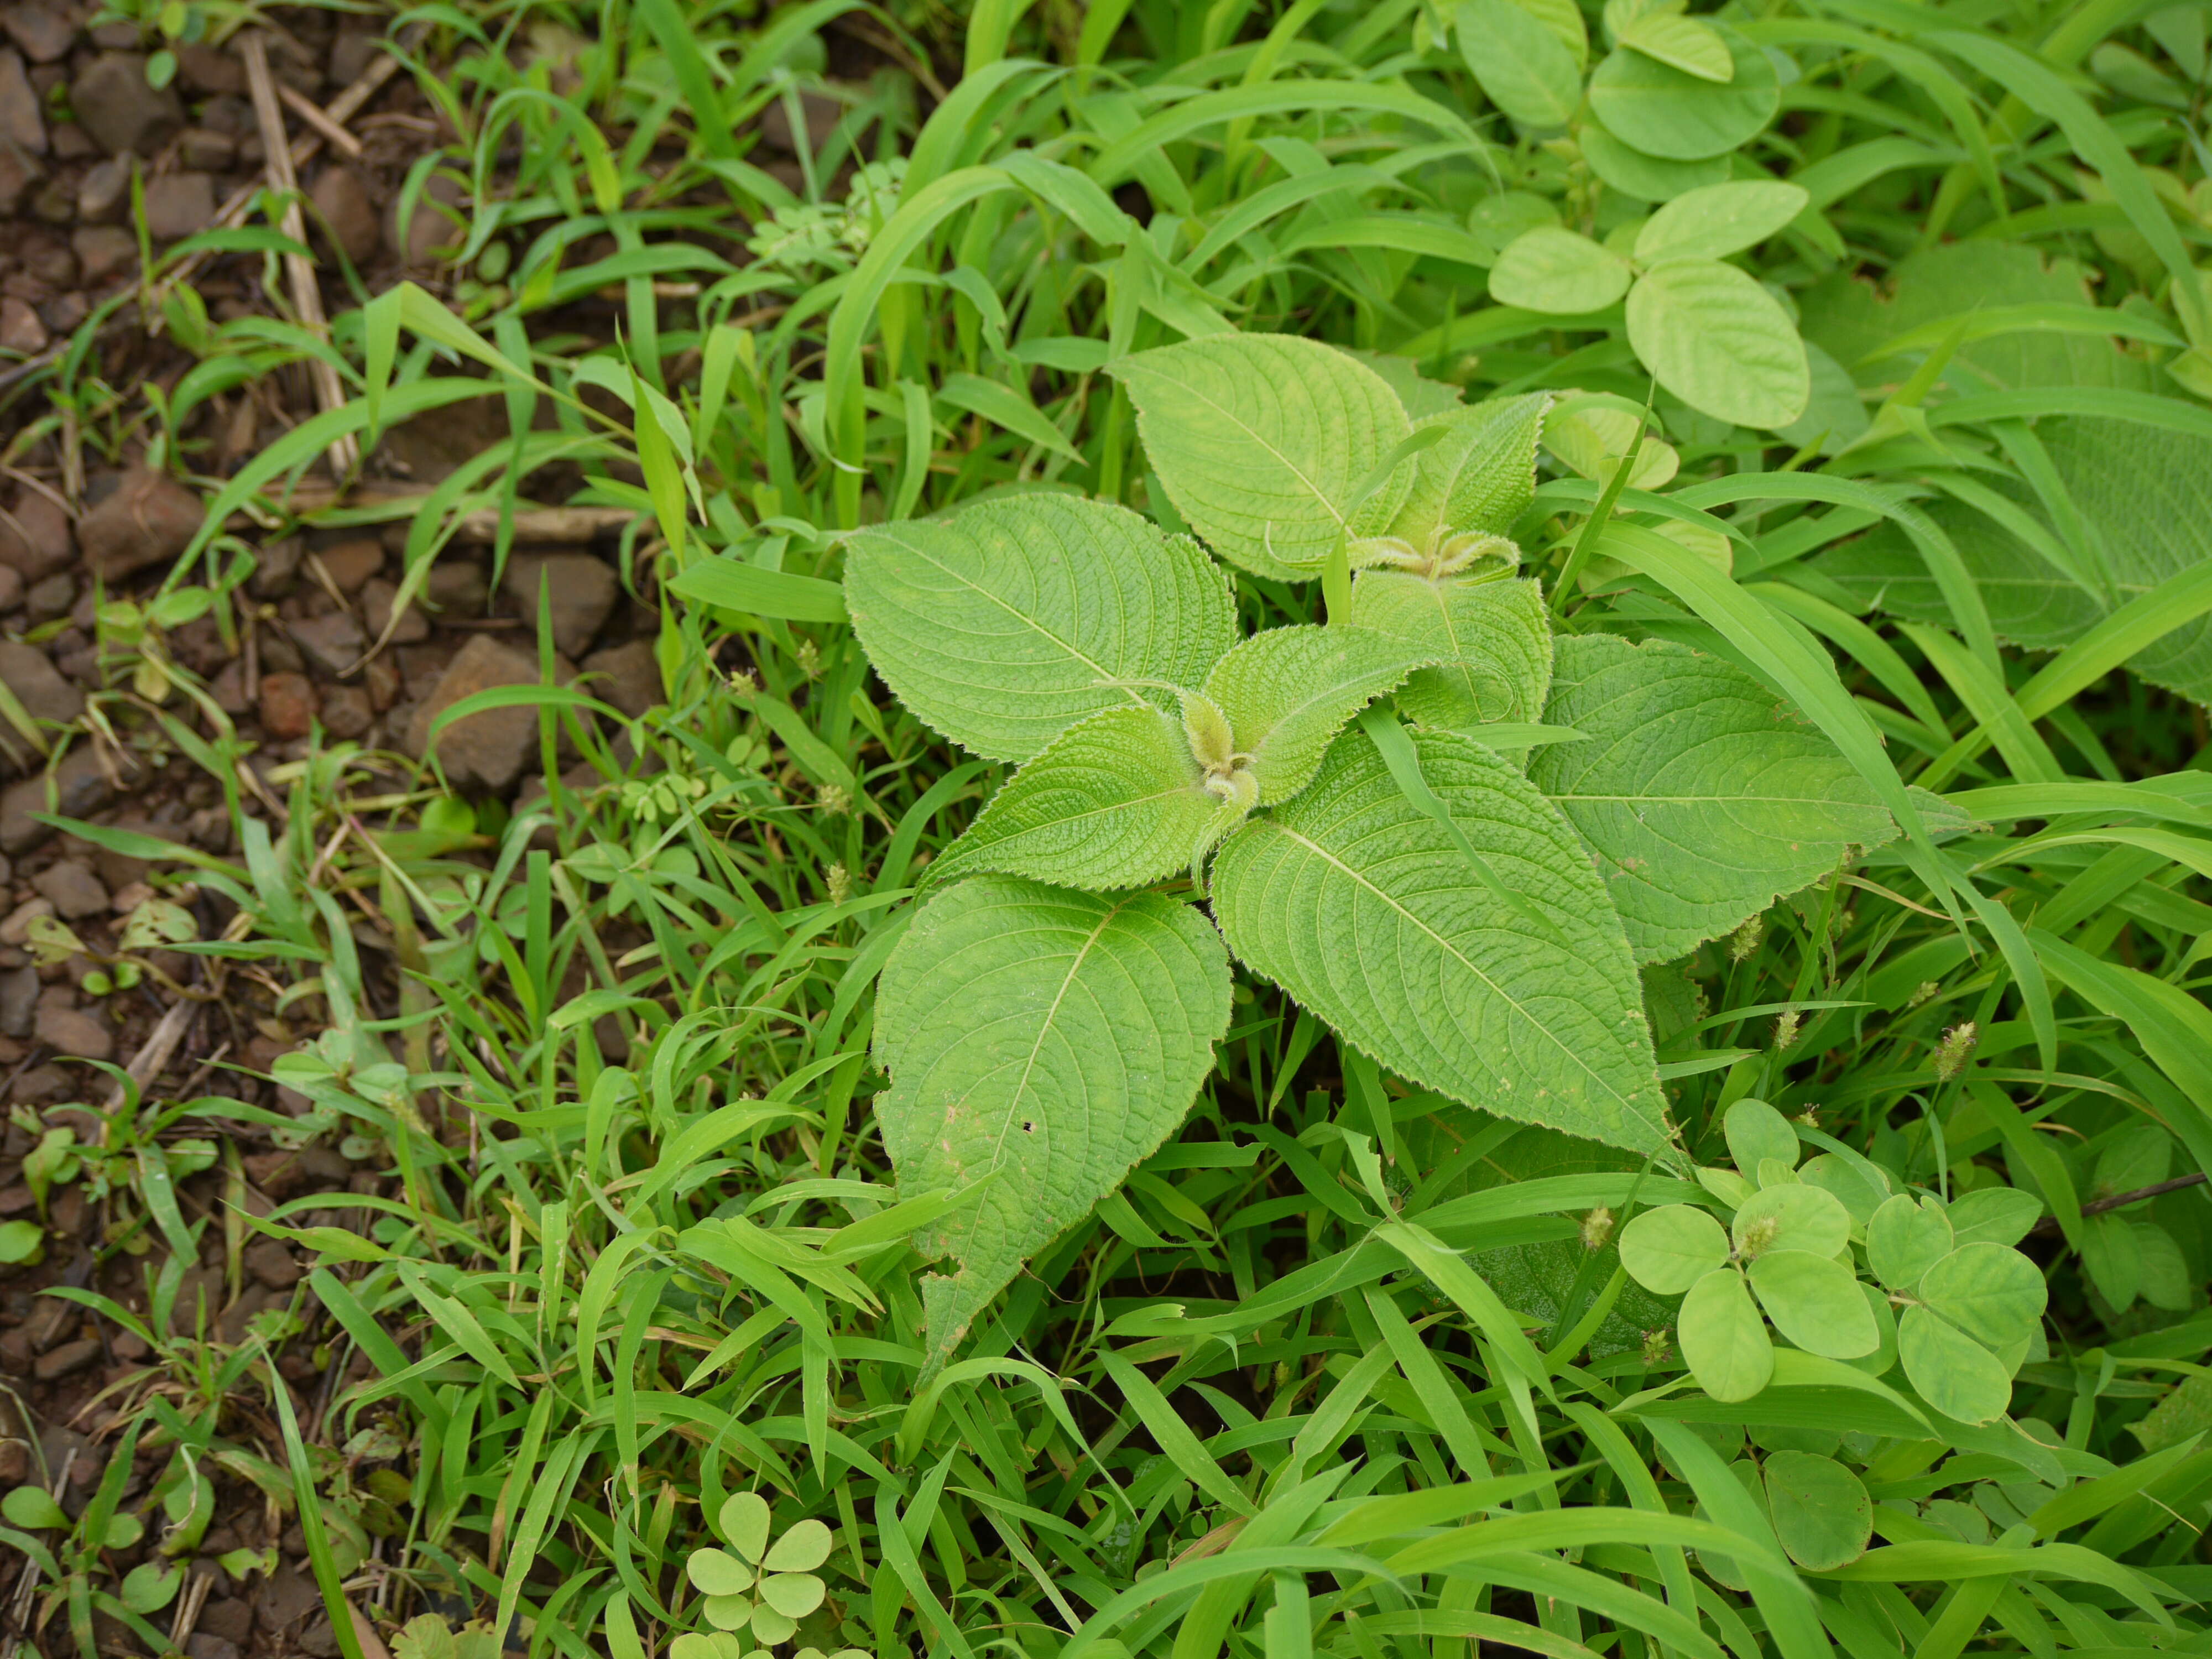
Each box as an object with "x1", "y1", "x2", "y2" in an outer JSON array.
[
  {"x1": 1763, "y1": 1451, "x2": 1872, "y2": 1571},
  {"x1": 1578, "y1": 119, "x2": 1729, "y2": 201},
  {"x1": 1625, "y1": 259, "x2": 1811, "y2": 429},
  {"x1": 1747, "y1": 1249, "x2": 1878, "y2": 1358},
  {"x1": 1731, "y1": 1181, "x2": 1849, "y2": 1260},
  {"x1": 1898, "y1": 1303, "x2": 2015, "y2": 1425},
  {"x1": 1917, "y1": 1241, "x2": 2048, "y2": 1350},
  {"x1": 1587, "y1": 25, "x2": 1780, "y2": 160},
  {"x1": 1867, "y1": 1193, "x2": 1953, "y2": 1289},
  {"x1": 1723, "y1": 1098, "x2": 1798, "y2": 1174},
  {"x1": 1679, "y1": 1267, "x2": 1773, "y2": 1401},
  {"x1": 1619, "y1": 1203, "x2": 1729, "y2": 1292}
]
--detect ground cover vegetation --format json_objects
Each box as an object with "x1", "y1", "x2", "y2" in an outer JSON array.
[{"x1": 2, "y1": 0, "x2": 2212, "y2": 1657}]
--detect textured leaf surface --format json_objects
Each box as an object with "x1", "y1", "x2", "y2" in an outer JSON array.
[
  {"x1": 1625, "y1": 259, "x2": 1809, "y2": 429},
  {"x1": 1533, "y1": 634, "x2": 1895, "y2": 961},
  {"x1": 1352, "y1": 571, "x2": 1554, "y2": 729},
  {"x1": 1457, "y1": 0, "x2": 1583, "y2": 127},
  {"x1": 930, "y1": 708, "x2": 1222, "y2": 891},
  {"x1": 1764, "y1": 1453, "x2": 1871, "y2": 1572},
  {"x1": 1816, "y1": 418, "x2": 2212, "y2": 705},
  {"x1": 1204, "y1": 625, "x2": 1428, "y2": 804},
  {"x1": 844, "y1": 495, "x2": 1234, "y2": 763},
  {"x1": 1489, "y1": 228, "x2": 1635, "y2": 315},
  {"x1": 1383, "y1": 393, "x2": 1549, "y2": 556},
  {"x1": 1112, "y1": 335, "x2": 1410, "y2": 580},
  {"x1": 1587, "y1": 25, "x2": 1778, "y2": 160},
  {"x1": 874, "y1": 878, "x2": 1231, "y2": 1369},
  {"x1": 1637, "y1": 181, "x2": 1809, "y2": 265},
  {"x1": 1211, "y1": 726, "x2": 1668, "y2": 1155}
]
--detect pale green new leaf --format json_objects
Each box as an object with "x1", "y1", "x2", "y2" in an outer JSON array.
[
  {"x1": 1746, "y1": 1250, "x2": 1878, "y2": 1359},
  {"x1": 874, "y1": 877, "x2": 1232, "y2": 1373},
  {"x1": 1351, "y1": 571, "x2": 1554, "y2": 729},
  {"x1": 1489, "y1": 228, "x2": 1635, "y2": 315},
  {"x1": 1383, "y1": 393, "x2": 1550, "y2": 556},
  {"x1": 1678, "y1": 1267, "x2": 1773, "y2": 1402},
  {"x1": 1204, "y1": 625, "x2": 1429, "y2": 804},
  {"x1": 1211, "y1": 726, "x2": 1668, "y2": 1156},
  {"x1": 929, "y1": 708, "x2": 1224, "y2": 891},
  {"x1": 1580, "y1": 118, "x2": 1729, "y2": 201},
  {"x1": 1586, "y1": 27, "x2": 1779, "y2": 160},
  {"x1": 1636, "y1": 182, "x2": 1810, "y2": 265},
  {"x1": 1625, "y1": 260, "x2": 1810, "y2": 429},
  {"x1": 1617, "y1": 10, "x2": 1732, "y2": 81},
  {"x1": 1458, "y1": 0, "x2": 1583, "y2": 128},
  {"x1": 1532, "y1": 635, "x2": 1894, "y2": 961},
  {"x1": 1898, "y1": 1304, "x2": 2013, "y2": 1425},
  {"x1": 1918, "y1": 1243, "x2": 2048, "y2": 1351},
  {"x1": 844, "y1": 495, "x2": 1234, "y2": 763},
  {"x1": 1112, "y1": 334, "x2": 1410, "y2": 580}
]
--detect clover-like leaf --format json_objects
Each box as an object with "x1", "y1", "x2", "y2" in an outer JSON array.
[
  {"x1": 720, "y1": 1493, "x2": 772, "y2": 1563},
  {"x1": 1211, "y1": 726, "x2": 1670, "y2": 1157},
  {"x1": 1535, "y1": 635, "x2": 1893, "y2": 960},
  {"x1": 749, "y1": 1607, "x2": 799, "y2": 1646},
  {"x1": 764, "y1": 1519, "x2": 833, "y2": 1574},
  {"x1": 875, "y1": 878, "x2": 1232, "y2": 1377},
  {"x1": 1615, "y1": 9, "x2": 1733, "y2": 81},
  {"x1": 1203, "y1": 625, "x2": 1428, "y2": 804},
  {"x1": 1898, "y1": 1304, "x2": 2014, "y2": 1425},
  {"x1": 760, "y1": 1574, "x2": 827, "y2": 1620},
  {"x1": 689, "y1": 1549, "x2": 758, "y2": 1598},
  {"x1": 1636, "y1": 181, "x2": 1808, "y2": 265},
  {"x1": 1763, "y1": 1452, "x2": 1871, "y2": 1571},
  {"x1": 1867, "y1": 1194, "x2": 1953, "y2": 1290},
  {"x1": 1945, "y1": 1187, "x2": 2043, "y2": 1249},
  {"x1": 1618, "y1": 1204, "x2": 1729, "y2": 1293},
  {"x1": 1798, "y1": 1154, "x2": 1890, "y2": 1227},
  {"x1": 1678, "y1": 1266, "x2": 1773, "y2": 1402},
  {"x1": 1917, "y1": 1241, "x2": 2048, "y2": 1351},
  {"x1": 1112, "y1": 334, "x2": 1411, "y2": 580},
  {"x1": 928, "y1": 708, "x2": 1225, "y2": 891},
  {"x1": 703, "y1": 1596, "x2": 753, "y2": 1633},
  {"x1": 1723, "y1": 1098, "x2": 1798, "y2": 1175},
  {"x1": 1350, "y1": 571, "x2": 1553, "y2": 731},
  {"x1": 1747, "y1": 1249, "x2": 1877, "y2": 1359},
  {"x1": 1730, "y1": 1183, "x2": 1849, "y2": 1261},
  {"x1": 844, "y1": 494, "x2": 1234, "y2": 764}
]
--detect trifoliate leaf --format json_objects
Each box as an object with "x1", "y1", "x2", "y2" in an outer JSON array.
[
  {"x1": 1867, "y1": 1194, "x2": 1953, "y2": 1290},
  {"x1": 1763, "y1": 1453, "x2": 1871, "y2": 1571},
  {"x1": 1898, "y1": 1304, "x2": 2014, "y2": 1425},
  {"x1": 764, "y1": 1520, "x2": 834, "y2": 1573},
  {"x1": 1203, "y1": 625, "x2": 1428, "y2": 804},
  {"x1": 1112, "y1": 334, "x2": 1411, "y2": 580},
  {"x1": 844, "y1": 494, "x2": 1234, "y2": 763},
  {"x1": 1383, "y1": 394, "x2": 1550, "y2": 556},
  {"x1": 1625, "y1": 258, "x2": 1810, "y2": 429},
  {"x1": 1579, "y1": 118, "x2": 1729, "y2": 201},
  {"x1": 1211, "y1": 726, "x2": 1670, "y2": 1157},
  {"x1": 1618, "y1": 1204, "x2": 1729, "y2": 1293},
  {"x1": 688, "y1": 1549, "x2": 758, "y2": 1598},
  {"x1": 1798, "y1": 1153, "x2": 1890, "y2": 1225},
  {"x1": 1352, "y1": 571, "x2": 1553, "y2": 730},
  {"x1": 719, "y1": 1493, "x2": 772, "y2": 1563},
  {"x1": 1917, "y1": 1241, "x2": 2048, "y2": 1350},
  {"x1": 1747, "y1": 1249, "x2": 1878, "y2": 1358},
  {"x1": 1533, "y1": 635, "x2": 1895, "y2": 961},
  {"x1": 1678, "y1": 1267, "x2": 1773, "y2": 1402},
  {"x1": 759, "y1": 1574, "x2": 826, "y2": 1619},
  {"x1": 930, "y1": 708, "x2": 1224, "y2": 891},
  {"x1": 875, "y1": 878, "x2": 1231, "y2": 1376}
]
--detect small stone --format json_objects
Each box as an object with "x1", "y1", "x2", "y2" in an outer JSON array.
[
  {"x1": 0, "y1": 133, "x2": 44, "y2": 215},
  {"x1": 249, "y1": 536, "x2": 302, "y2": 599},
  {"x1": 287, "y1": 613, "x2": 364, "y2": 676},
  {"x1": 0, "y1": 48, "x2": 43, "y2": 154},
  {"x1": 46, "y1": 119, "x2": 90, "y2": 159},
  {"x1": 0, "y1": 567, "x2": 22, "y2": 612},
  {"x1": 308, "y1": 164, "x2": 377, "y2": 267},
  {"x1": 33, "y1": 1335, "x2": 98, "y2": 1380},
  {"x1": 243, "y1": 1238, "x2": 303, "y2": 1291},
  {"x1": 582, "y1": 639, "x2": 661, "y2": 718},
  {"x1": 406, "y1": 634, "x2": 549, "y2": 794},
  {"x1": 198, "y1": 1599, "x2": 252, "y2": 1645},
  {"x1": 0, "y1": 962, "x2": 36, "y2": 1037},
  {"x1": 0, "y1": 295, "x2": 43, "y2": 354},
  {"x1": 23, "y1": 572, "x2": 71, "y2": 623},
  {"x1": 258, "y1": 672, "x2": 317, "y2": 740},
  {"x1": 208, "y1": 659, "x2": 248, "y2": 714},
  {"x1": 107, "y1": 879, "x2": 151, "y2": 913},
  {"x1": 170, "y1": 41, "x2": 242, "y2": 95},
  {"x1": 1, "y1": 4, "x2": 75, "y2": 64},
  {"x1": 315, "y1": 538, "x2": 382, "y2": 593},
  {"x1": 0, "y1": 491, "x2": 70, "y2": 581},
  {"x1": 0, "y1": 894, "x2": 48, "y2": 943},
  {"x1": 328, "y1": 30, "x2": 381, "y2": 86},
  {"x1": 87, "y1": 19, "x2": 134, "y2": 47},
  {"x1": 34, "y1": 1006, "x2": 110, "y2": 1061},
  {"x1": 319, "y1": 684, "x2": 372, "y2": 739},
  {"x1": 0, "y1": 747, "x2": 112, "y2": 853},
  {"x1": 75, "y1": 154, "x2": 127, "y2": 224},
  {"x1": 257, "y1": 1564, "x2": 321, "y2": 1631},
  {"x1": 142, "y1": 171, "x2": 215, "y2": 241},
  {"x1": 361, "y1": 578, "x2": 426, "y2": 644},
  {"x1": 424, "y1": 559, "x2": 487, "y2": 612},
  {"x1": 176, "y1": 127, "x2": 236, "y2": 171},
  {"x1": 78, "y1": 468, "x2": 201, "y2": 582},
  {"x1": 186, "y1": 1636, "x2": 241, "y2": 1659},
  {"x1": 69, "y1": 52, "x2": 182, "y2": 158},
  {"x1": 69, "y1": 224, "x2": 134, "y2": 285},
  {"x1": 387, "y1": 170, "x2": 465, "y2": 266},
  {"x1": 31, "y1": 859, "x2": 104, "y2": 919},
  {"x1": 503, "y1": 551, "x2": 617, "y2": 658},
  {"x1": 0, "y1": 640, "x2": 76, "y2": 729}
]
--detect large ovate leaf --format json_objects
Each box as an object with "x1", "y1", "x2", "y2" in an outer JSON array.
[
  {"x1": 1203, "y1": 625, "x2": 1429, "y2": 804},
  {"x1": 1763, "y1": 1453, "x2": 1871, "y2": 1572},
  {"x1": 1746, "y1": 1249, "x2": 1878, "y2": 1359},
  {"x1": 1586, "y1": 25, "x2": 1778, "y2": 160},
  {"x1": 1625, "y1": 259, "x2": 1810, "y2": 429},
  {"x1": 844, "y1": 495, "x2": 1234, "y2": 763},
  {"x1": 928, "y1": 707, "x2": 1224, "y2": 891},
  {"x1": 1111, "y1": 334, "x2": 1410, "y2": 580},
  {"x1": 1351, "y1": 571, "x2": 1553, "y2": 728},
  {"x1": 1579, "y1": 117, "x2": 1729, "y2": 201},
  {"x1": 1897, "y1": 1304, "x2": 2014, "y2": 1425},
  {"x1": 1489, "y1": 228, "x2": 1635, "y2": 315},
  {"x1": 1636, "y1": 181, "x2": 1809, "y2": 265},
  {"x1": 874, "y1": 877, "x2": 1232, "y2": 1373},
  {"x1": 1457, "y1": 0, "x2": 1583, "y2": 127},
  {"x1": 1532, "y1": 634, "x2": 1895, "y2": 962},
  {"x1": 1917, "y1": 1243, "x2": 2048, "y2": 1352},
  {"x1": 1617, "y1": 9, "x2": 1732, "y2": 81},
  {"x1": 1816, "y1": 418, "x2": 2212, "y2": 705},
  {"x1": 1678, "y1": 1267, "x2": 1773, "y2": 1401},
  {"x1": 1211, "y1": 726, "x2": 1669, "y2": 1156},
  {"x1": 1383, "y1": 393, "x2": 1550, "y2": 557}
]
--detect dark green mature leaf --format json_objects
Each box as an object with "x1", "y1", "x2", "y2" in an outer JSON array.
[
  {"x1": 1212, "y1": 726, "x2": 1670, "y2": 1156},
  {"x1": 1763, "y1": 1453, "x2": 1871, "y2": 1571},
  {"x1": 874, "y1": 877, "x2": 1232, "y2": 1373}
]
